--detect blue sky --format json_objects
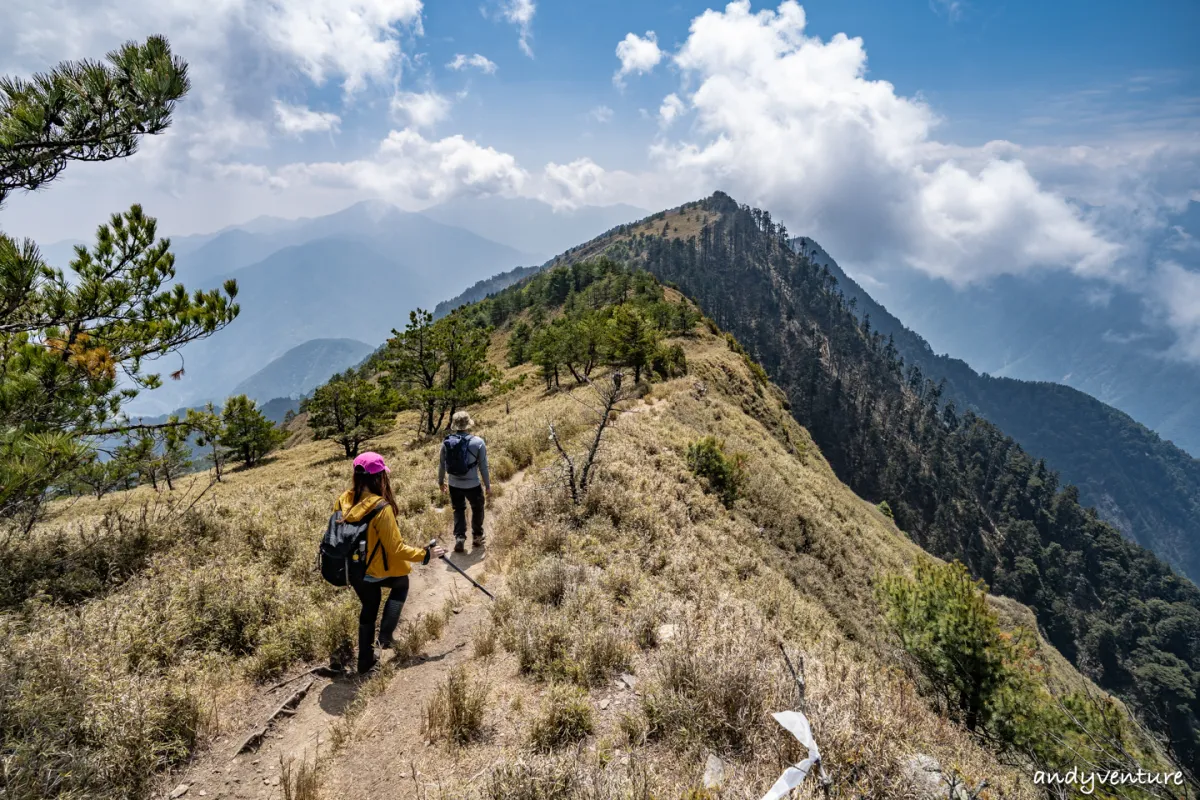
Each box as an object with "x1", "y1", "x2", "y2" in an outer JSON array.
[
  {"x1": 244, "y1": 0, "x2": 1200, "y2": 173},
  {"x1": 1, "y1": 0, "x2": 1197, "y2": 358}
]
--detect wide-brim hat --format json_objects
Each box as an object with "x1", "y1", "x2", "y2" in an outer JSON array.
[{"x1": 451, "y1": 411, "x2": 474, "y2": 430}]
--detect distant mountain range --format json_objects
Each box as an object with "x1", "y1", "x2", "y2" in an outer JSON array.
[
  {"x1": 39, "y1": 197, "x2": 647, "y2": 417},
  {"x1": 850, "y1": 202, "x2": 1200, "y2": 458},
  {"x1": 230, "y1": 338, "x2": 374, "y2": 403},
  {"x1": 100, "y1": 202, "x2": 536, "y2": 414},
  {"x1": 792, "y1": 237, "x2": 1200, "y2": 585}
]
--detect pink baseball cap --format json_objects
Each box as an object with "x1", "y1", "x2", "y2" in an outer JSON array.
[{"x1": 352, "y1": 451, "x2": 390, "y2": 474}]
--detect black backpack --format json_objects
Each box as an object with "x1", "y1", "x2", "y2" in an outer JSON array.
[
  {"x1": 318, "y1": 500, "x2": 389, "y2": 586},
  {"x1": 443, "y1": 433, "x2": 478, "y2": 477}
]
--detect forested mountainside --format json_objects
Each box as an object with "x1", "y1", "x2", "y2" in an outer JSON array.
[
  {"x1": 792, "y1": 236, "x2": 1200, "y2": 586},
  {"x1": 545, "y1": 192, "x2": 1200, "y2": 774},
  {"x1": 856, "y1": 245, "x2": 1200, "y2": 461},
  {"x1": 433, "y1": 265, "x2": 542, "y2": 319}
]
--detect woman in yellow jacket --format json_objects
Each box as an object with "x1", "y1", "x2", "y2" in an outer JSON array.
[{"x1": 337, "y1": 451, "x2": 445, "y2": 674}]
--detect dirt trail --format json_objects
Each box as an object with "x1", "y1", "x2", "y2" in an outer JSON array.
[{"x1": 165, "y1": 474, "x2": 522, "y2": 800}]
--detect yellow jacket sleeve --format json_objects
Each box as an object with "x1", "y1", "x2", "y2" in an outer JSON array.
[{"x1": 372, "y1": 505, "x2": 429, "y2": 564}]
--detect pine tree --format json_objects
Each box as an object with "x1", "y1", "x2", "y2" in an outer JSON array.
[
  {"x1": 606, "y1": 306, "x2": 660, "y2": 383},
  {"x1": 73, "y1": 456, "x2": 133, "y2": 500},
  {"x1": 883, "y1": 561, "x2": 1017, "y2": 733},
  {"x1": 531, "y1": 325, "x2": 563, "y2": 389},
  {"x1": 436, "y1": 313, "x2": 493, "y2": 430},
  {"x1": 507, "y1": 320, "x2": 533, "y2": 366},
  {"x1": 305, "y1": 369, "x2": 398, "y2": 458},
  {"x1": 386, "y1": 309, "x2": 441, "y2": 434},
  {"x1": 186, "y1": 403, "x2": 226, "y2": 481},
  {"x1": 119, "y1": 430, "x2": 160, "y2": 490},
  {"x1": 159, "y1": 414, "x2": 192, "y2": 490},
  {"x1": 219, "y1": 395, "x2": 283, "y2": 468},
  {"x1": 0, "y1": 37, "x2": 239, "y2": 533}
]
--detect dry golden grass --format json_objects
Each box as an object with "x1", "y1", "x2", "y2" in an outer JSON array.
[
  {"x1": 547, "y1": 203, "x2": 719, "y2": 268},
  {"x1": 422, "y1": 664, "x2": 489, "y2": 745},
  {"x1": 529, "y1": 683, "x2": 595, "y2": 751},
  {"x1": 6, "y1": 315, "x2": 1104, "y2": 799}
]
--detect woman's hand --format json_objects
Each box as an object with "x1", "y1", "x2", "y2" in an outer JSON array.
[{"x1": 430, "y1": 545, "x2": 447, "y2": 559}]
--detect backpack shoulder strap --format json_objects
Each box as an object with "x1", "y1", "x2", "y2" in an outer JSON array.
[{"x1": 362, "y1": 500, "x2": 390, "y2": 571}]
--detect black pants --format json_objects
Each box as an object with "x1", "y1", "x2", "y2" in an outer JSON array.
[
  {"x1": 449, "y1": 485, "x2": 485, "y2": 541},
  {"x1": 351, "y1": 575, "x2": 409, "y2": 673}
]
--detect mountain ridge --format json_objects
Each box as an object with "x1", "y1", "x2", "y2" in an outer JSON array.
[
  {"x1": 540, "y1": 191, "x2": 1200, "y2": 770},
  {"x1": 13, "y1": 199, "x2": 1191, "y2": 799},
  {"x1": 229, "y1": 338, "x2": 375, "y2": 403},
  {"x1": 861, "y1": 250, "x2": 1200, "y2": 458},
  {"x1": 791, "y1": 236, "x2": 1200, "y2": 585}
]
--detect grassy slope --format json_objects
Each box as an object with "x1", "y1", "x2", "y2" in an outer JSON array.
[
  {"x1": 7, "y1": 310, "x2": 1140, "y2": 798},
  {"x1": 319, "y1": 325, "x2": 1048, "y2": 798}
]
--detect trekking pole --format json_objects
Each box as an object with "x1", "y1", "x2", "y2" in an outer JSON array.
[{"x1": 427, "y1": 539, "x2": 495, "y2": 600}]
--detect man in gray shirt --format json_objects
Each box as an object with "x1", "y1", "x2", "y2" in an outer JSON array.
[{"x1": 439, "y1": 410, "x2": 490, "y2": 553}]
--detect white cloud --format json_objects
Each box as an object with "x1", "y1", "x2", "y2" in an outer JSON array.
[
  {"x1": 1153, "y1": 262, "x2": 1200, "y2": 361},
  {"x1": 502, "y1": 0, "x2": 536, "y2": 58},
  {"x1": 0, "y1": 0, "x2": 425, "y2": 178},
  {"x1": 269, "y1": 128, "x2": 528, "y2": 204},
  {"x1": 659, "y1": 93, "x2": 685, "y2": 128},
  {"x1": 589, "y1": 105, "x2": 614, "y2": 124},
  {"x1": 652, "y1": 0, "x2": 1118, "y2": 287},
  {"x1": 448, "y1": 53, "x2": 498, "y2": 73},
  {"x1": 930, "y1": 0, "x2": 964, "y2": 21},
  {"x1": 614, "y1": 31, "x2": 663, "y2": 86},
  {"x1": 542, "y1": 158, "x2": 608, "y2": 209},
  {"x1": 390, "y1": 90, "x2": 452, "y2": 129},
  {"x1": 261, "y1": 0, "x2": 424, "y2": 93},
  {"x1": 274, "y1": 100, "x2": 341, "y2": 136}
]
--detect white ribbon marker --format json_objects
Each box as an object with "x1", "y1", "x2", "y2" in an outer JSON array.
[{"x1": 760, "y1": 710, "x2": 821, "y2": 800}]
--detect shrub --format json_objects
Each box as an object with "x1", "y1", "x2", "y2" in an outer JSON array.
[
  {"x1": 530, "y1": 684, "x2": 595, "y2": 751},
  {"x1": 423, "y1": 609, "x2": 447, "y2": 640},
  {"x1": 501, "y1": 430, "x2": 541, "y2": 471},
  {"x1": 282, "y1": 755, "x2": 322, "y2": 800},
  {"x1": 392, "y1": 618, "x2": 435, "y2": 663},
  {"x1": 642, "y1": 616, "x2": 786, "y2": 756},
  {"x1": 877, "y1": 500, "x2": 894, "y2": 520},
  {"x1": 686, "y1": 437, "x2": 746, "y2": 508},
  {"x1": 509, "y1": 609, "x2": 574, "y2": 680},
  {"x1": 0, "y1": 508, "x2": 178, "y2": 610},
  {"x1": 879, "y1": 560, "x2": 1170, "y2": 783},
  {"x1": 422, "y1": 665, "x2": 488, "y2": 745},
  {"x1": 618, "y1": 710, "x2": 648, "y2": 746},
  {"x1": 512, "y1": 557, "x2": 578, "y2": 607},
  {"x1": 482, "y1": 760, "x2": 578, "y2": 800},
  {"x1": 473, "y1": 623, "x2": 498, "y2": 659},
  {"x1": 0, "y1": 634, "x2": 203, "y2": 800},
  {"x1": 880, "y1": 560, "x2": 1028, "y2": 734},
  {"x1": 651, "y1": 343, "x2": 688, "y2": 379},
  {"x1": 493, "y1": 454, "x2": 518, "y2": 482}
]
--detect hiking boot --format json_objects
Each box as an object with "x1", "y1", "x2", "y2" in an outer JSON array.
[
  {"x1": 357, "y1": 646, "x2": 381, "y2": 675},
  {"x1": 472, "y1": 536, "x2": 486, "y2": 550},
  {"x1": 454, "y1": 537, "x2": 466, "y2": 554}
]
